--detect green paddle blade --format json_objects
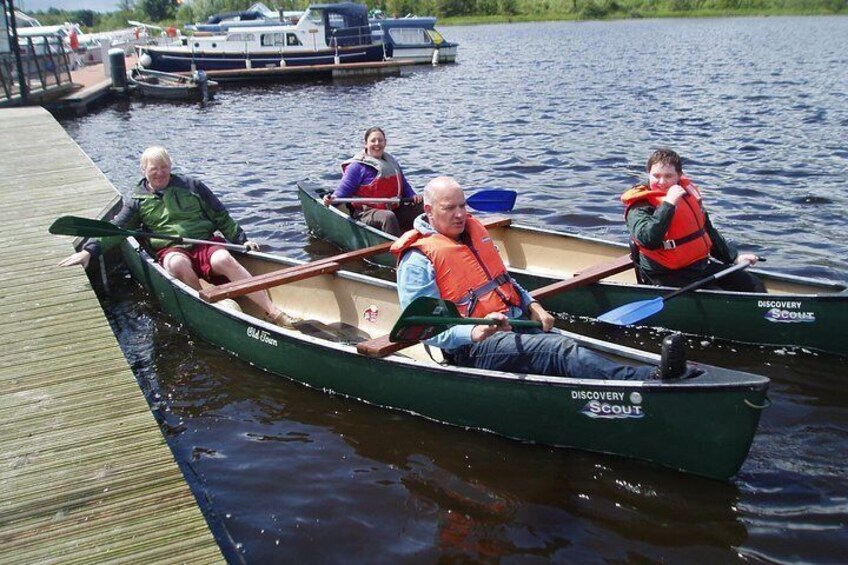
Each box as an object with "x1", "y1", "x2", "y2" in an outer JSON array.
[
  {"x1": 466, "y1": 189, "x2": 517, "y2": 212},
  {"x1": 390, "y1": 297, "x2": 541, "y2": 342},
  {"x1": 390, "y1": 297, "x2": 462, "y2": 342},
  {"x1": 49, "y1": 216, "x2": 131, "y2": 238}
]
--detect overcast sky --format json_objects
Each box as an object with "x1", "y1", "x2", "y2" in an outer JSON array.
[{"x1": 15, "y1": 0, "x2": 122, "y2": 13}]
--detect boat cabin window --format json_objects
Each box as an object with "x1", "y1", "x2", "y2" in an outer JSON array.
[
  {"x1": 326, "y1": 13, "x2": 346, "y2": 31},
  {"x1": 388, "y1": 28, "x2": 430, "y2": 46},
  {"x1": 261, "y1": 33, "x2": 285, "y2": 47},
  {"x1": 227, "y1": 33, "x2": 255, "y2": 42},
  {"x1": 286, "y1": 33, "x2": 301, "y2": 46}
]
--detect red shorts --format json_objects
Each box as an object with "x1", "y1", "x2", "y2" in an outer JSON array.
[{"x1": 156, "y1": 236, "x2": 229, "y2": 284}]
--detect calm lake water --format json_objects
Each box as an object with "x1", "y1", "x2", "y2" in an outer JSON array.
[{"x1": 61, "y1": 16, "x2": 847, "y2": 564}]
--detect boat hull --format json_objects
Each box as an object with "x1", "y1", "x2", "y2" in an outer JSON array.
[
  {"x1": 118, "y1": 238, "x2": 768, "y2": 480},
  {"x1": 298, "y1": 181, "x2": 848, "y2": 356},
  {"x1": 128, "y1": 68, "x2": 218, "y2": 101},
  {"x1": 138, "y1": 43, "x2": 386, "y2": 73}
]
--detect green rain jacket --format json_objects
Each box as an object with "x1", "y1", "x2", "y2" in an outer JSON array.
[{"x1": 83, "y1": 173, "x2": 247, "y2": 261}]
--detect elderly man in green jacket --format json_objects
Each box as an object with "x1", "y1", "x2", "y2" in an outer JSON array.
[{"x1": 60, "y1": 146, "x2": 294, "y2": 327}]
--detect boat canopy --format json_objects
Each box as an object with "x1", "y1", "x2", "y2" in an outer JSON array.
[{"x1": 305, "y1": 3, "x2": 372, "y2": 48}]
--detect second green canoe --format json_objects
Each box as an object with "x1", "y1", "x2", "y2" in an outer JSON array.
[{"x1": 298, "y1": 181, "x2": 847, "y2": 356}]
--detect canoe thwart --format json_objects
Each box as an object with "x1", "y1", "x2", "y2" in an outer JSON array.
[
  {"x1": 200, "y1": 215, "x2": 512, "y2": 303},
  {"x1": 531, "y1": 254, "x2": 634, "y2": 301},
  {"x1": 200, "y1": 260, "x2": 341, "y2": 302}
]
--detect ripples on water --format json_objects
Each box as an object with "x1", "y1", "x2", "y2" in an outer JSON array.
[{"x1": 65, "y1": 16, "x2": 847, "y2": 563}]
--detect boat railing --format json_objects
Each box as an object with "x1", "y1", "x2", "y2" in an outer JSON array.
[
  {"x1": 1, "y1": 34, "x2": 73, "y2": 106},
  {"x1": 328, "y1": 24, "x2": 375, "y2": 49}
]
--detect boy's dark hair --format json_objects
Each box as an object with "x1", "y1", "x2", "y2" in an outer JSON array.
[{"x1": 646, "y1": 148, "x2": 683, "y2": 174}]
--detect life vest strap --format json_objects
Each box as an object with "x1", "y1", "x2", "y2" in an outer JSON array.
[
  {"x1": 456, "y1": 272, "x2": 514, "y2": 314},
  {"x1": 662, "y1": 227, "x2": 707, "y2": 250}
]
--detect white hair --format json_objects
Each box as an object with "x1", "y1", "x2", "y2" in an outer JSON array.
[
  {"x1": 140, "y1": 146, "x2": 172, "y2": 169},
  {"x1": 423, "y1": 176, "x2": 461, "y2": 206}
]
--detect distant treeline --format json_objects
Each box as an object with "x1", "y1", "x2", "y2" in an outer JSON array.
[{"x1": 27, "y1": 0, "x2": 847, "y2": 31}]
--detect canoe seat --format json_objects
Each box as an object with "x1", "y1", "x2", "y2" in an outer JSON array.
[{"x1": 356, "y1": 334, "x2": 416, "y2": 357}]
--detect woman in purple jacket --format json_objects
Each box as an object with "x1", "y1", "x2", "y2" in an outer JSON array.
[{"x1": 323, "y1": 127, "x2": 423, "y2": 236}]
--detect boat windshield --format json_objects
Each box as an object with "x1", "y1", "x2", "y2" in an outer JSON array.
[
  {"x1": 426, "y1": 29, "x2": 445, "y2": 45},
  {"x1": 305, "y1": 8, "x2": 323, "y2": 25},
  {"x1": 388, "y1": 27, "x2": 430, "y2": 46}
]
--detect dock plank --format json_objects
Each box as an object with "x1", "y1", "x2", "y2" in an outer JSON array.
[{"x1": 0, "y1": 107, "x2": 223, "y2": 564}]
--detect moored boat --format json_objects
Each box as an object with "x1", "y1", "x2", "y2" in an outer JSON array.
[
  {"x1": 137, "y1": 3, "x2": 384, "y2": 73},
  {"x1": 370, "y1": 16, "x2": 458, "y2": 64},
  {"x1": 115, "y1": 235, "x2": 769, "y2": 480},
  {"x1": 128, "y1": 67, "x2": 218, "y2": 101},
  {"x1": 298, "y1": 181, "x2": 848, "y2": 356}
]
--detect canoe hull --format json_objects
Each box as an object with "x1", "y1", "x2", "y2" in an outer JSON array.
[
  {"x1": 298, "y1": 181, "x2": 847, "y2": 356},
  {"x1": 120, "y1": 239, "x2": 768, "y2": 480}
]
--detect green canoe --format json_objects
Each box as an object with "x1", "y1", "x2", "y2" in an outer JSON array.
[
  {"x1": 119, "y1": 236, "x2": 769, "y2": 480},
  {"x1": 298, "y1": 181, "x2": 847, "y2": 356}
]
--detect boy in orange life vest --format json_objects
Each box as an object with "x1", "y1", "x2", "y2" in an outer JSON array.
[
  {"x1": 392, "y1": 176, "x2": 681, "y2": 380},
  {"x1": 622, "y1": 148, "x2": 765, "y2": 292}
]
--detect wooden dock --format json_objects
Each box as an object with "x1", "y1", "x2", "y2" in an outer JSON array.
[{"x1": 0, "y1": 107, "x2": 223, "y2": 563}]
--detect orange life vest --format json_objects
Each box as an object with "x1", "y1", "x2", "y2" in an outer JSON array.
[
  {"x1": 391, "y1": 216, "x2": 522, "y2": 318},
  {"x1": 341, "y1": 151, "x2": 403, "y2": 210},
  {"x1": 621, "y1": 178, "x2": 712, "y2": 269}
]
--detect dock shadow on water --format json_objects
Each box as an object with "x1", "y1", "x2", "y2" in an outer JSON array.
[{"x1": 93, "y1": 269, "x2": 848, "y2": 563}]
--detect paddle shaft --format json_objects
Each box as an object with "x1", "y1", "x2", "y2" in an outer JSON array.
[
  {"x1": 660, "y1": 260, "x2": 752, "y2": 302},
  {"x1": 328, "y1": 189, "x2": 517, "y2": 212},
  {"x1": 49, "y1": 216, "x2": 250, "y2": 253},
  {"x1": 403, "y1": 316, "x2": 541, "y2": 329},
  {"x1": 596, "y1": 259, "x2": 757, "y2": 326},
  {"x1": 365, "y1": 252, "x2": 632, "y2": 357},
  {"x1": 330, "y1": 197, "x2": 409, "y2": 204}
]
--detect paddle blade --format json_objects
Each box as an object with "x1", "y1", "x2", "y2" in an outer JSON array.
[
  {"x1": 389, "y1": 297, "x2": 462, "y2": 342},
  {"x1": 597, "y1": 297, "x2": 664, "y2": 326},
  {"x1": 466, "y1": 189, "x2": 517, "y2": 212},
  {"x1": 49, "y1": 216, "x2": 127, "y2": 238}
]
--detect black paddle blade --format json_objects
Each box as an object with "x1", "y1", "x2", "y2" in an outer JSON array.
[
  {"x1": 389, "y1": 297, "x2": 462, "y2": 342},
  {"x1": 48, "y1": 216, "x2": 128, "y2": 238}
]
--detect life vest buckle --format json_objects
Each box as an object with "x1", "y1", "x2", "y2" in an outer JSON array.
[{"x1": 662, "y1": 239, "x2": 677, "y2": 250}]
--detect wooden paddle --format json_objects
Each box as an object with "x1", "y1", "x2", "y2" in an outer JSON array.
[
  {"x1": 596, "y1": 260, "x2": 754, "y2": 326},
  {"x1": 48, "y1": 216, "x2": 250, "y2": 253},
  {"x1": 357, "y1": 254, "x2": 634, "y2": 357},
  {"x1": 389, "y1": 297, "x2": 541, "y2": 342},
  {"x1": 199, "y1": 216, "x2": 513, "y2": 303},
  {"x1": 330, "y1": 189, "x2": 518, "y2": 213}
]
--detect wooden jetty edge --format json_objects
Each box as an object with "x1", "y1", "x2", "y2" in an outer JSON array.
[{"x1": 0, "y1": 108, "x2": 223, "y2": 563}]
